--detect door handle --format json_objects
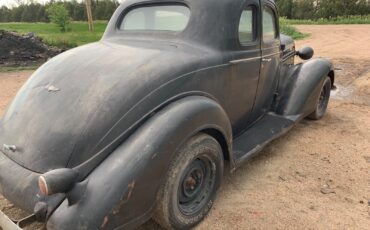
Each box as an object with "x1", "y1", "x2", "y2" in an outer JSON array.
[{"x1": 262, "y1": 58, "x2": 272, "y2": 62}]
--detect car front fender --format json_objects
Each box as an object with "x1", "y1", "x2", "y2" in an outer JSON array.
[
  {"x1": 47, "y1": 96, "x2": 232, "y2": 230},
  {"x1": 276, "y1": 58, "x2": 334, "y2": 116}
]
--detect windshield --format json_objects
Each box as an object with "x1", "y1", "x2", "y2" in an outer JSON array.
[{"x1": 120, "y1": 5, "x2": 190, "y2": 32}]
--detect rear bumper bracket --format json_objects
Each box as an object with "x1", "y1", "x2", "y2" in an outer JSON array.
[{"x1": 0, "y1": 211, "x2": 36, "y2": 230}]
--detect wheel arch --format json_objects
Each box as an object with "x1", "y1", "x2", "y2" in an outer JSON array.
[
  {"x1": 328, "y1": 69, "x2": 335, "y2": 88},
  {"x1": 276, "y1": 58, "x2": 334, "y2": 117},
  {"x1": 47, "y1": 96, "x2": 233, "y2": 230},
  {"x1": 202, "y1": 128, "x2": 230, "y2": 162}
]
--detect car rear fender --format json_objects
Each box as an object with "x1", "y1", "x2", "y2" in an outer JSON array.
[
  {"x1": 46, "y1": 96, "x2": 232, "y2": 230},
  {"x1": 276, "y1": 58, "x2": 334, "y2": 116}
]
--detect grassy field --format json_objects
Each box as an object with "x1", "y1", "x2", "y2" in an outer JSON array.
[
  {"x1": 0, "y1": 21, "x2": 107, "y2": 48},
  {"x1": 0, "y1": 20, "x2": 308, "y2": 49},
  {"x1": 280, "y1": 23, "x2": 309, "y2": 40},
  {"x1": 0, "y1": 14, "x2": 369, "y2": 49},
  {"x1": 282, "y1": 15, "x2": 370, "y2": 25},
  {"x1": 0, "y1": 65, "x2": 41, "y2": 72}
]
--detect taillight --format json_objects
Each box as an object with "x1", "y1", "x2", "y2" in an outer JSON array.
[{"x1": 38, "y1": 168, "x2": 79, "y2": 196}]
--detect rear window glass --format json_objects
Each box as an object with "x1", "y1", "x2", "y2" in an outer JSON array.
[{"x1": 120, "y1": 5, "x2": 190, "y2": 32}]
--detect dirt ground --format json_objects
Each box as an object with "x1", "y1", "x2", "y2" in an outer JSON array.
[{"x1": 0, "y1": 25, "x2": 369, "y2": 229}]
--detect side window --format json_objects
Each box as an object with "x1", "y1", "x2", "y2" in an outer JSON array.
[
  {"x1": 238, "y1": 6, "x2": 256, "y2": 44},
  {"x1": 263, "y1": 6, "x2": 277, "y2": 42}
]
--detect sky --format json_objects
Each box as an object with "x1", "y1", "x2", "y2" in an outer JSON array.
[
  {"x1": 0, "y1": 0, "x2": 124, "y2": 7},
  {"x1": 0, "y1": 0, "x2": 49, "y2": 7}
]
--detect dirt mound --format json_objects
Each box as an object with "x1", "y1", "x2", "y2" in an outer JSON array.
[{"x1": 0, "y1": 30, "x2": 62, "y2": 67}]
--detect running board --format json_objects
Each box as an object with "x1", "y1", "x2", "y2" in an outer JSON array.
[{"x1": 232, "y1": 113, "x2": 299, "y2": 168}]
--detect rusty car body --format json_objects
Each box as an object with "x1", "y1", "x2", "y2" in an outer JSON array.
[{"x1": 0, "y1": 0, "x2": 334, "y2": 229}]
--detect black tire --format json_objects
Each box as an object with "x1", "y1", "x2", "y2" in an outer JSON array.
[
  {"x1": 154, "y1": 134, "x2": 224, "y2": 230},
  {"x1": 307, "y1": 77, "x2": 332, "y2": 120}
]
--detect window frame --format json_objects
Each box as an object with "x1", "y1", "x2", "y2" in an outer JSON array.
[
  {"x1": 117, "y1": 2, "x2": 191, "y2": 33},
  {"x1": 237, "y1": 5, "x2": 258, "y2": 47}
]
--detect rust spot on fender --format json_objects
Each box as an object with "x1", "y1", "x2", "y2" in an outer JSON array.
[
  {"x1": 112, "y1": 180, "x2": 136, "y2": 215},
  {"x1": 126, "y1": 181, "x2": 135, "y2": 200},
  {"x1": 101, "y1": 216, "x2": 109, "y2": 229},
  {"x1": 45, "y1": 85, "x2": 60, "y2": 92}
]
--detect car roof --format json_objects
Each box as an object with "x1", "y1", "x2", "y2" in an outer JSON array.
[{"x1": 103, "y1": 0, "x2": 277, "y2": 50}]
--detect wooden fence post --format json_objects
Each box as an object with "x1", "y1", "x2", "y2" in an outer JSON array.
[{"x1": 85, "y1": 0, "x2": 94, "y2": 32}]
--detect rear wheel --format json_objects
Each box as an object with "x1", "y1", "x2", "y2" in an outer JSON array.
[
  {"x1": 308, "y1": 77, "x2": 332, "y2": 120},
  {"x1": 154, "y1": 134, "x2": 224, "y2": 230}
]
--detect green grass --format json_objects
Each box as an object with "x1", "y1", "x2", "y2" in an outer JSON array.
[
  {"x1": 280, "y1": 22, "x2": 309, "y2": 40},
  {"x1": 0, "y1": 65, "x2": 40, "y2": 72},
  {"x1": 0, "y1": 21, "x2": 107, "y2": 48},
  {"x1": 0, "y1": 14, "x2": 368, "y2": 50},
  {"x1": 281, "y1": 15, "x2": 370, "y2": 25},
  {"x1": 0, "y1": 20, "x2": 309, "y2": 50}
]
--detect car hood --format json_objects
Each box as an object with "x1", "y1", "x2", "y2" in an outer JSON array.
[{"x1": 0, "y1": 40, "x2": 208, "y2": 173}]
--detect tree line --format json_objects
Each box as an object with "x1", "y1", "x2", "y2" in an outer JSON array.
[
  {"x1": 1, "y1": 0, "x2": 370, "y2": 23},
  {"x1": 0, "y1": 0, "x2": 120, "y2": 22},
  {"x1": 276, "y1": 0, "x2": 370, "y2": 19}
]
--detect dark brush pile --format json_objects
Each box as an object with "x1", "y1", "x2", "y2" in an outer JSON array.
[{"x1": 0, "y1": 30, "x2": 62, "y2": 67}]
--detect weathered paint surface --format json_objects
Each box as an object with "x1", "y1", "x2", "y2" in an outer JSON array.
[{"x1": 0, "y1": 0, "x2": 334, "y2": 229}]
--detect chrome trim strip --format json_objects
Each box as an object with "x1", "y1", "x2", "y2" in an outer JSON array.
[
  {"x1": 230, "y1": 51, "x2": 282, "y2": 64},
  {"x1": 282, "y1": 51, "x2": 296, "y2": 62},
  {"x1": 229, "y1": 56, "x2": 261, "y2": 64}
]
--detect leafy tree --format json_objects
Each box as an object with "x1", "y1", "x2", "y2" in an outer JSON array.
[
  {"x1": 21, "y1": 3, "x2": 40, "y2": 22},
  {"x1": 276, "y1": 0, "x2": 293, "y2": 19},
  {"x1": 11, "y1": 5, "x2": 25, "y2": 21},
  {"x1": 2, "y1": 0, "x2": 368, "y2": 22},
  {"x1": 0, "y1": 6, "x2": 12, "y2": 22},
  {"x1": 102, "y1": 0, "x2": 119, "y2": 20},
  {"x1": 0, "y1": 0, "x2": 121, "y2": 22},
  {"x1": 357, "y1": 0, "x2": 370, "y2": 15},
  {"x1": 36, "y1": 5, "x2": 48, "y2": 22},
  {"x1": 46, "y1": 4, "x2": 70, "y2": 32},
  {"x1": 292, "y1": 0, "x2": 316, "y2": 19},
  {"x1": 94, "y1": 0, "x2": 107, "y2": 20}
]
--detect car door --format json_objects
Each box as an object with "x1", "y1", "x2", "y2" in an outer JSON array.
[
  {"x1": 229, "y1": 0, "x2": 262, "y2": 135},
  {"x1": 248, "y1": 0, "x2": 281, "y2": 122}
]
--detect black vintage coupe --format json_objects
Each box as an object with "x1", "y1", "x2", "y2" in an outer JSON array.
[{"x1": 0, "y1": 0, "x2": 334, "y2": 229}]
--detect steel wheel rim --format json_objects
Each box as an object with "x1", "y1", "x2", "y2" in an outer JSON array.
[{"x1": 178, "y1": 155, "x2": 216, "y2": 215}]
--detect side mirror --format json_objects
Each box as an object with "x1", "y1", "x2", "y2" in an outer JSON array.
[{"x1": 296, "y1": 46, "x2": 314, "y2": 60}]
